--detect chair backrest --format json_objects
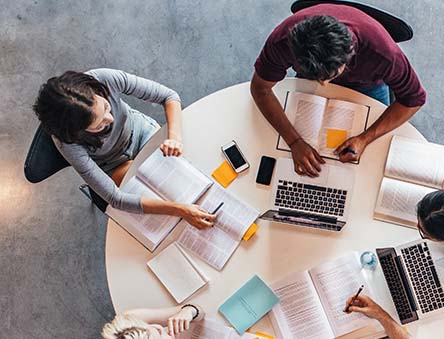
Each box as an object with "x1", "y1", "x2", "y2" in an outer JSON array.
[
  {"x1": 24, "y1": 124, "x2": 70, "y2": 183},
  {"x1": 291, "y1": 0, "x2": 413, "y2": 43}
]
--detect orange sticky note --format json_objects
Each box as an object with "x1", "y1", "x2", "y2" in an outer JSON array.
[
  {"x1": 326, "y1": 129, "x2": 347, "y2": 148},
  {"x1": 255, "y1": 332, "x2": 274, "y2": 339},
  {"x1": 212, "y1": 161, "x2": 238, "y2": 188},
  {"x1": 243, "y1": 223, "x2": 259, "y2": 241}
]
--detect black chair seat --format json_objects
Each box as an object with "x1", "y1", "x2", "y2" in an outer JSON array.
[
  {"x1": 291, "y1": 0, "x2": 413, "y2": 43},
  {"x1": 24, "y1": 124, "x2": 70, "y2": 183}
]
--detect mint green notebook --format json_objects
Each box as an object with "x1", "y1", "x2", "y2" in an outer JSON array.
[{"x1": 218, "y1": 275, "x2": 280, "y2": 334}]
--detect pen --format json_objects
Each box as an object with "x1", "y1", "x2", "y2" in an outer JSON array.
[
  {"x1": 211, "y1": 202, "x2": 224, "y2": 215},
  {"x1": 340, "y1": 147, "x2": 358, "y2": 156},
  {"x1": 345, "y1": 285, "x2": 364, "y2": 312}
]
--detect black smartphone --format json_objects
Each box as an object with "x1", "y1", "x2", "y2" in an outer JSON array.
[{"x1": 256, "y1": 156, "x2": 276, "y2": 185}]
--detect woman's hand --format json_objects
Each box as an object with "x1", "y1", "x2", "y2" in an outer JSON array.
[
  {"x1": 180, "y1": 204, "x2": 216, "y2": 229},
  {"x1": 160, "y1": 139, "x2": 183, "y2": 157},
  {"x1": 167, "y1": 307, "x2": 195, "y2": 337}
]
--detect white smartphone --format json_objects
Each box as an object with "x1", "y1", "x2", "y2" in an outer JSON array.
[{"x1": 221, "y1": 140, "x2": 250, "y2": 173}]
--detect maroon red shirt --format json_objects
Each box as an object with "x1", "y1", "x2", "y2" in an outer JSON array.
[{"x1": 254, "y1": 4, "x2": 426, "y2": 107}]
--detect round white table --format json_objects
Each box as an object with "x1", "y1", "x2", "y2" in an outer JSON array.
[{"x1": 105, "y1": 79, "x2": 439, "y2": 338}]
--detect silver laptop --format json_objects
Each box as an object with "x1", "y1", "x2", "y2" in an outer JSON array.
[
  {"x1": 377, "y1": 240, "x2": 444, "y2": 324},
  {"x1": 260, "y1": 157, "x2": 356, "y2": 232}
]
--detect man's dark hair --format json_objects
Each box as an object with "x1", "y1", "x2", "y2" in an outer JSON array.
[
  {"x1": 33, "y1": 71, "x2": 111, "y2": 150},
  {"x1": 288, "y1": 15, "x2": 353, "y2": 81},
  {"x1": 417, "y1": 190, "x2": 444, "y2": 240}
]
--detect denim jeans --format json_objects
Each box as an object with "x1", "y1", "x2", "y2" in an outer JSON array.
[{"x1": 347, "y1": 83, "x2": 390, "y2": 106}]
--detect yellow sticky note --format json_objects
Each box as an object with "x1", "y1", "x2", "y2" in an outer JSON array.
[
  {"x1": 326, "y1": 129, "x2": 347, "y2": 149},
  {"x1": 212, "y1": 161, "x2": 238, "y2": 188},
  {"x1": 243, "y1": 223, "x2": 259, "y2": 241},
  {"x1": 255, "y1": 332, "x2": 274, "y2": 339}
]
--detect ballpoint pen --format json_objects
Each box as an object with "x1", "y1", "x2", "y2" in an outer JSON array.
[{"x1": 345, "y1": 285, "x2": 364, "y2": 312}]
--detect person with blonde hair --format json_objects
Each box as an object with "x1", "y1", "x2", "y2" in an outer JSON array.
[{"x1": 102, "y1": 304, "x2": 204, "y2": 339}]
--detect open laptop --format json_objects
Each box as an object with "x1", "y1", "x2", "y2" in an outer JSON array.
[
  {"x1": 377, "y1": 240, "x2": 444, "y2": 324},
  {"x1": 260, "y1": 157, "x2": 356, "y2": 232}
]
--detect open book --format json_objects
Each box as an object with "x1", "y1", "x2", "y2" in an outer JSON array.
[
  {"x1": 374, "y1": 136, "x2": 443, "y2": 228},
  {"x1": 269, "y1": 253, "x2": 377, "y2": 339},
  {"x1": 147, "y1": 242, "x2": 209, "y2": 303},
  {"x1": 106, "y1": 149, "x2": 213, "y2": 251},
  {"x1": 178, "y1": 184, "x2": 260, "y2": 271},
  {"x1": 176, "y1": 318, "x2": 272, "y2": 339},
  {"x1": 277, "y1": 92, "x2": 370, "y2": 161}
]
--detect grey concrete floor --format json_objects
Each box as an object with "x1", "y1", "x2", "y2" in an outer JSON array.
[{"x1": 0, "y1": 1, "x2": 442, "y2": 338}]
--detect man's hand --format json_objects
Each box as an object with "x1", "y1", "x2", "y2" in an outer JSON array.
[
  {"x1": 160, "y1": 139, "x2": 183, "y2": 157},
  {"x1": 344, "y1": 294, "x2": 388, "y2": 321},
  {"x1": 334, "y1": 134, "x2": 369, "y2": 163},
  {"x1": 290, "y1": 138, "x2": 325, "y2": 177}
]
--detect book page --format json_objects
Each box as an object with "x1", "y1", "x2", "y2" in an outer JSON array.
[
  {"x1": 176, "y1": 319, "x2": 232, "y2": 339},
  {"x1": 269, "y1": 271, "x2": 334, "y2": 339},
  {"x1": 199, "y1": 184, "x2": 260, "y2": 240},
  {"x1": 106, "y1": 177, "x2": 180, "y2": 251},
  {"x1": 278, "y1": 92, "x2": 327, "y2": 151},
  {"x1": 136, "y1": 149, "x2": 212, "y2": 203},
  {"x1": 178, "y1": 224, "x2": 239, "y2": 271},
  {"x1": 309, "y1": 253, "x2": 374, "y2": 337},
  {"x1": 385, "y1": 136, "x2": 444, "y2": 189},
  {"x1": 318, "y1": 100, "x2": 368, "y2": 158},
  {"x1": 374, "y1": 177, "x2": 436, "y2": 228},
  {"x1": 147, "y1": 243, "x2": 208, "y2": 303}
]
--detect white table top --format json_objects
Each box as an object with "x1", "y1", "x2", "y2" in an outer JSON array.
[{"x1": 105, "y1": 78, "x2": 440, "y2": 338}]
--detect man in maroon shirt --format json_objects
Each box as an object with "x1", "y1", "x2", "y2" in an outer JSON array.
[{"x1": 251, "y1": 4, "x2": 426, "y2": 177}]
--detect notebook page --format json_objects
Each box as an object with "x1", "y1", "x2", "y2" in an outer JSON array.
[
  {"x1": 269, "y1": 270, "x2": 334, "y2": 339},
  {"x1": 278, "y1": 92, "x2": 327, "y2": 151},
  {"x1": 147, "y1": 242, "x2": 208, "y2": 303},
  {"x1": 309, "y1": 253, "x2": 374, "y2": 337},
  {"x1": 374, "y1": 177, "x2": 436, "y2": 228},
  {"x1": 178, "y1": 224, "x2": 239, "y2": 271},
  {"x1": 136, "y1": 149, "x2": 212, "y2": 203},
  {"x1": 106, "y1": 177, "x2": 180, "y2": 251},
  {"x1": 318, "y1": 100, "x2": 368, "y2": 158},
  {"x1": 385, "y1": 136, "x2": 444, "y2": 189},
  {"x1": 199, "y1": 184, "x2": 260, "y2": 240}
]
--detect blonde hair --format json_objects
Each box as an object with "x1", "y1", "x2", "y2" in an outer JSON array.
[{"x1": 102, "y1": 315, "x2": 171, "y2": 339}]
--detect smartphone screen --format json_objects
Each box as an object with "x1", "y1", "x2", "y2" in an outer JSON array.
[
  {"x1": 256, "y1": 156, "x2": 276, "y2": 185},
  {"x1": 224, "y1": 145, "x2": 247, "y2": 169}
]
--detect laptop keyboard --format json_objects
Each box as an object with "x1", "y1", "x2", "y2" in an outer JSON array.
[
  {"x1": 377, "y1": 248, "x2": 418, "y2": 324},
  {"x1": 275, "y1": 180, "x2": 347, "y2": 216},
  {"x1": 401, "y1": 242, "x2": 444, "y2": 314}
]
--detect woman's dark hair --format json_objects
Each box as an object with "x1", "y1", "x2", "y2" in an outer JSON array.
[
  {"x1": 33, "y1": 71, "x2": 111, "y2": 150},
  {"x1": 288, "y1": 15, "x2": 354, "y2": 81},
  {"x1": 417, "y1": 190, "x2": 444, "y2": 240}
]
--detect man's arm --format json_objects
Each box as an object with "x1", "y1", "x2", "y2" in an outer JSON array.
[
  {"x1": 250, "y1": 72, "x2": 325, "y2": 177},
  {"x1": 335, "y1": 102, "x2": 422, "y2": 162}
]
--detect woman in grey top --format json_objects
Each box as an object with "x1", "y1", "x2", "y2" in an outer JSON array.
[{"x1": 33, "y1": 68, "x2": 215, "y2": 229}]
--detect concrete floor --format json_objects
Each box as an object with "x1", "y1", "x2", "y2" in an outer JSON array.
[{"x1": 1, "y1": 1, "x2": 442, "y2": 338}]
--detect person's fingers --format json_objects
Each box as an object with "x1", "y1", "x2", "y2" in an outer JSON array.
[
  {"x1": 334, "y1": 139, "x2": 351, "y2": 156},
  {"x1": 309, "y1": 154, "x2": 322, "y2": 172},
  {"x1": 174, "y1": 318, "x2": 179, "y2": 334},
  {"x1": 339, "y1": 152, "x2": 359, "y2": 163},
  {"x1": 179, "y1": 319, "x2": 185, "y2": 332},
  {"x1": 185, "y1": 320, "x2": 190, "y2": 330},
  {"x1": 168, "y1": 319, "x2": 174, "y2": 336},
  {"x1": 293, "y1": 162, "x2": 304, "y2": 175},
  {"x1": 313, "y1": 149, "x2": 326, "y2": 164},
  {"x1": 302, "y1": 159, "x2": 318, "y2": 177},
  {"x1": 173, "y1": 147, "x2": 180, "y2": 157},
  {"x1": 198, "y1": 219, "x2": 214, "y2": 228},
  {"x1": 201, "y1": 212, "x2": 216, "y2": 221},
  {"x1": 160, "y1": 144, "x2": 168, "y2": 156}
]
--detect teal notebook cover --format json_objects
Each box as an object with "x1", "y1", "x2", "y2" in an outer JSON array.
[{"x1": 218, "y1": 275, "x2": 280, "y2": 334}]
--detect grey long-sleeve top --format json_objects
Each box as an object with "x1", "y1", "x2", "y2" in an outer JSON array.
[{"x1": 53, "y1": 68, "x2": 181, "y2": 213}]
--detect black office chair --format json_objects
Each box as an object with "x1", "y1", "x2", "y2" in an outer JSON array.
[
  {"x1": 291, "y1": 0, "x2": 413, "y2": 103},
  {"x1": 24, "y1": 124, "x2": 108, "y2": 212},
  {"x1": 291, "y1": 0, "x2": 413, "y2": 43}
]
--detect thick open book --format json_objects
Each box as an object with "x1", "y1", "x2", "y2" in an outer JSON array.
[
  {"x1": 269, "y1": 253, "x2": 378, "y2": 339},
  {"x1": 277, "y1": 92, "x2": 370, "y2": 161},
  {"x1": 178, "y1": 184, "x2": 260, "y2": 271},
  {"x1": 147, "y1": 242, "x2": 209, "y2": 303},
  {"x1": 106, "y1": 149, "x2": 213, "y2": 251},
  {"x1": 374, "y1": 135, "x2": 443, "y2": 228},
  {"x1": 176, "y1": 318, "x2": 271, "y2": 339}
]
